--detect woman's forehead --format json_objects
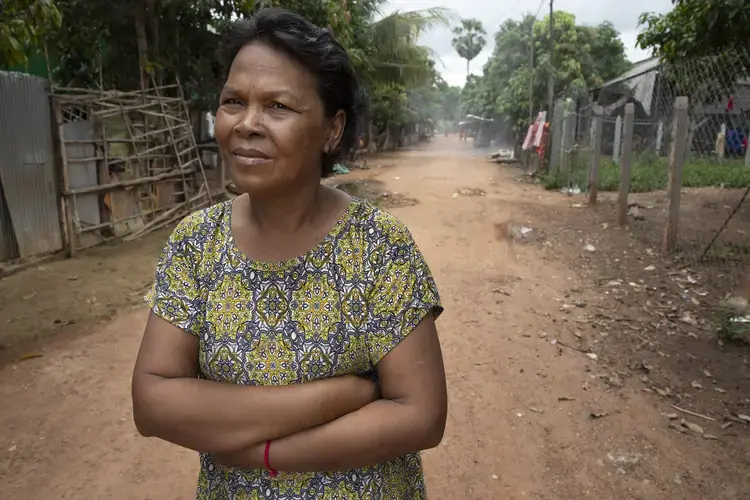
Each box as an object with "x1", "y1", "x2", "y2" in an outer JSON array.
[{"x1": 226, "y1": 42, "x2": 316, "y2": 92}]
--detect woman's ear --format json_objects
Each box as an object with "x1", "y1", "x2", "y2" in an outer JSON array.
[{"x1": 324, "y1": 110, "x2": 346, "y2": 153}]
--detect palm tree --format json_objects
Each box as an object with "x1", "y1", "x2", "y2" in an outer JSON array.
[
  {"x1": 362, "y1": 8, "x2": 451, "y2": 88},
  {"x1": 452, "y1": 18, "x2": 486, "y2": 78},
  {"x1": 355, "y1": 8, "x2": 452, "y2": 150}
]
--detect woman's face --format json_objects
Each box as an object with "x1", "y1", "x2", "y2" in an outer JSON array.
[{"x1": 215, "y1": 41, "x2": 344, "y2": 195}]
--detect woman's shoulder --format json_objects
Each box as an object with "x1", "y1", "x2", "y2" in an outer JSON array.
[
  {"x1": 349, "y1": 199, "x2": 416, "y2": 249},
  {"x1": 169, "y1": 199, "x2": 231, "y2": 247}
]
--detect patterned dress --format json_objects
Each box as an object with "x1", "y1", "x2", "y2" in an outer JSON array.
[{"x1": 146, "y1": 197, "x2": 443, "y2": 500}]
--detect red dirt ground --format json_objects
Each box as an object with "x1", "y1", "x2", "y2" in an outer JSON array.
[{"x1": 1, "y1": 137, "x2": 748, "y2": 499}]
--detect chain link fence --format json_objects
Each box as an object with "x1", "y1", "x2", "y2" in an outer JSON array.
[{"x1": 548, "y1": 47, "x2": 750, "y2": 329}]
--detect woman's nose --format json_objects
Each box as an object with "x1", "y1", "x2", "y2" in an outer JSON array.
[{"x1": 234, "y1": 106, "x2": 263, "y2": 137}]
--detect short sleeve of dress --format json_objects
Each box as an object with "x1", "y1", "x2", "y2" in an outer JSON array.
[
  {"x1": 366, "y1": 227, "x2": 443, "y2": 366},
  {"x1": 144, "y1": 214, "x2": 206, "y2": 336}
]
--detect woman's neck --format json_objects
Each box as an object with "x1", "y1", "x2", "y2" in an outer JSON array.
[{"x1": 245, "y1": 181, "x2": 325, "y2": 233}]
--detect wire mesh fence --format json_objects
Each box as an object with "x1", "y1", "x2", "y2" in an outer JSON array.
[{"x1": 548, "y1": 46, "x2": 750, "y2": 324}]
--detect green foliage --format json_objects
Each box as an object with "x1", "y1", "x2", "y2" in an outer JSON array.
[
  {"x1": 463, "y1": 11, "x2": 631, "y2": 136},
  {"x1": 637, "y1": 0, "x2": 750, "y2": 61},
  {"x1": 716, "y1": 309, "x2": 750, "y2": 343},
  {"x1": 370, "y1": 82, "x2": 409, "y2": 128},
  {"x1": 637, "y1": 1, "x2": 750, "y2": 109},
  {"x1": 6, "y1": 0, "x2": 447, "y2": 150},
  {"x1": 451, "y1": 18, "x2": 486, "y2": 75},
  {"x1": 356, "y1": 8, "x2": 451, "y2": 146},
  {"x1": 404, "y1": 71, "x2": 463, "y2": 130},
  {"x1": 25, "y1": 0, "x2": 379, "y2": 102},
  {"x1": 435, "y1": 77, "x2": 462, "y2": 124},
  {"x1": 48, "y1": 1, "x2": 240, "y2": 95},
  {"x1": 577, "y1": 21, "x2": 632, "y2": 87},
  {"x1": 362, "y1": 8, "x2": 449, "y2": 89},
  {"x1": 0, "y1": 0, "x2": 61, "y2": 67},
  {"x1": 544, "y1": 151, "x2": 750, "y2": 192}
]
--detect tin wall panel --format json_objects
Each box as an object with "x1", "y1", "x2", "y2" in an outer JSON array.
[{"x1": 0, "y1": 71, "x2": 63, "y2": 258}]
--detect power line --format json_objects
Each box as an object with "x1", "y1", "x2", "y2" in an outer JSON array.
[{"x1": 533, "y1": 0, "x2": 546, "y2": 19}]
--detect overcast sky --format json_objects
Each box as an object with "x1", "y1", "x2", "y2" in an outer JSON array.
[{"x1": 383, "y1": 0, "x2": 674, "y2": 86}]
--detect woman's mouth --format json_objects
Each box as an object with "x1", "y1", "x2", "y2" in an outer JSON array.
[
  {"x1": 232, "y1": 154, "x2": 273, "y2": 166},
  {"x1": 231, "y1": 147, "x2": 273, "y2": 166}
]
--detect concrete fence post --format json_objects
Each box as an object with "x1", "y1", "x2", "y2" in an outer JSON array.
[
  {"x1": 613, "y1": 114, "x2": 623, "y2": 164},
  {"x1": 588, "y1": 106, "x2": 603, "y2": 205},
  {"x1": 662, "y1": 96, "x2": 689, "y2": 253},
  {"x1": 617, "y1": 104, "x2": 635, "y2": 226}
]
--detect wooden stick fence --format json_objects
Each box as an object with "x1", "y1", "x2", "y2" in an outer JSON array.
[
  {"x1": 563, "y1": 96, "x2": 691, "y2": 252},
  {"x1": 50, "y1": 80, "x2": 217, "y2": 255}
]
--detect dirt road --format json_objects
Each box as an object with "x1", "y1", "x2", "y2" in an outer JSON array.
[{"x1": 1, "y1": 137, "x2": 748, "y2": 499}]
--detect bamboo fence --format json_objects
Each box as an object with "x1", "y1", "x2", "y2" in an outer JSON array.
[{"x1": 50, "y1": 78, "x2": 219, "y2": 256}]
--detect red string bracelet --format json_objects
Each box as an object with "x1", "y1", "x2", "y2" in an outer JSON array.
[{"x1": 264, "y1": 440, "x2": 278, "y2": 478}]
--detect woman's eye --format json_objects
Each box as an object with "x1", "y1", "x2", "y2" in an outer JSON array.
[
  {"x1": 222, "y1": 98, "x2": 243, "y2": 106},
  {"x1": 270, "y1": 102, "x2": 290, "y2": 111}
]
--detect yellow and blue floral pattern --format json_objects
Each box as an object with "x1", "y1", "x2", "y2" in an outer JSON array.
[{"x1": 146, "y1": 198, "x2": 442, "y2": 499}]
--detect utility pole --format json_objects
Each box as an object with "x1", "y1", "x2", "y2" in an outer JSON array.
[{"x1": 546, "y1": 0, "x2": 554, "y2": 115}]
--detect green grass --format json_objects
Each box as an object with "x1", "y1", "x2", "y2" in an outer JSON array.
[
  {"x1": 544, "y1": 151, "x2": 750, "y2": 192},
  {"x1": 716, "y1": 309, "x2": 750, "y2": 344}
]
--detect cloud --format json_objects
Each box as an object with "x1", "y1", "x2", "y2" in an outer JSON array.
[{"x1": 383, "y1": 0, "x2": 673, "y2": 86}]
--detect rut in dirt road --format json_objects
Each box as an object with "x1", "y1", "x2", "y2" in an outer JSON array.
[{"x1": 0, "y1": 138, "x2": 747, "y2": 500}]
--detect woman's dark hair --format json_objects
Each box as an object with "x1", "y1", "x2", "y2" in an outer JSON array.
[{"x1": 218, "y1": 8, "x2": 365, "y2": 177}]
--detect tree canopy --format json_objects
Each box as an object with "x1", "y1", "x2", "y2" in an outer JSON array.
[
  {"x1": 451, "y1": 18, "x2": 486, "y2": 77},
  {"x1": 637, "y1": 0, "x2": 750, "y2": 61},
  {"x1": 461, "y1": 11, "x2": 631, "y2": 136},
  {"x1": 1, "y1": 0, "x2": 455, "y2": 151},
  {"x1": 1, "y1": 0, "x2": 61, "y2": 67},
  {"x1": 637, "y1": 0, "x2": 750, "y2": 107}
]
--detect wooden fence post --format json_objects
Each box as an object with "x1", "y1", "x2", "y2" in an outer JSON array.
[
  {"x1": 549, "y1": 99, "x2": 564, "y2": 173},
  {"x1": 561, "y1": 100, "x2": 576, "y2": 173},
  {"x1": 613, "y1": 115, "x2": 623, "y2": 164},
  {"x1": 617, "y1": 104, "x2": 635, "y2": 226},
  {"x1": 52, "y1": 99, "x2": 76, "y2": 258},
  {"x1": 588, "y1": 106, "x2": 603, "y2": 205},
  {"x1": 662, "y1": 96, "x2": 689, "y2": 253}
]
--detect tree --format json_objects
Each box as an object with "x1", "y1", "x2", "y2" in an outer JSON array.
[
  {"x1": 463, "y1": 11, "x2": 631, "y2": 141},
  {"x1": 7, "y1": 0, "x2": 445, "y2": 152},
  {"x1": 0, "y1": 0, "x2": 61, "y2": 67},
  {"x1": 356, "y1": 8, "x2": 450, "y2": 149},
  {"x1": 637, "y1": 1, "x2": 750, "y2": 108},
  {"x1": 48, "y1": 0, "x2": 361, "y2": 106},
  {"x1": 580, "y1": 21, "x2": 632, "y2": 85},
  {"x1": 435, "y1": 78, "x2": 462, "y2": 125},
  {"x1": 637, "y1": 0, "x2": 750, "y2": 61},
  {"x1": 452, "y1": 18, "x2": 486, "y2": 78}
]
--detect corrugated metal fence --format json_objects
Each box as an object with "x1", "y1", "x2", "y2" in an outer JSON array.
[{"x1": 0, "y1": 71, "x2": 63, "y2": 261}]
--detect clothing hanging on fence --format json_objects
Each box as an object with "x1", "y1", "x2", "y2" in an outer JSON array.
[
  {"x1": 522, "y1": 111, "x2": 547, "y2": 151},
  {"x1": 536, "y1": 122, "x2": 550, "y2": 159}
]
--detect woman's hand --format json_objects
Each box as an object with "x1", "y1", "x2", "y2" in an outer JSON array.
[{"x1": 335, "y1": 373, "x2": 379, "y2": 407}]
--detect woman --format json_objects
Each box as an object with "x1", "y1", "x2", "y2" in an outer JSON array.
[{"x1": 131, "y1": 8, "x2": 447, "y2": 499}]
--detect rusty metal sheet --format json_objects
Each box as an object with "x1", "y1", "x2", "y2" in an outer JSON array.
[{"x1": 0, "y1": 71, "x2": 62, "y2": 258}]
